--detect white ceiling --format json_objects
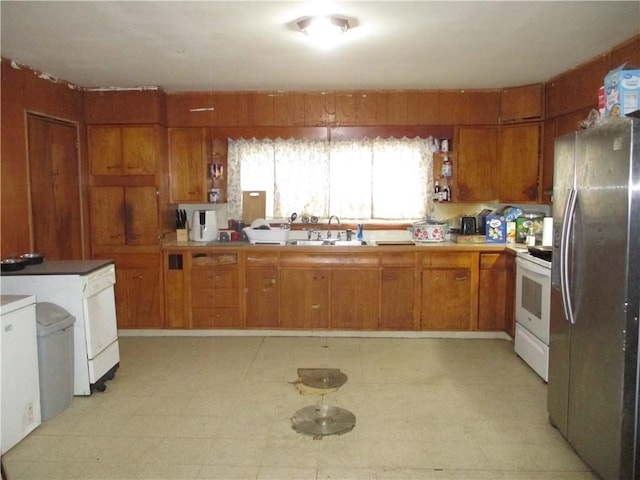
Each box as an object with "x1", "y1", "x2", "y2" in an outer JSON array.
[{"x1": 1, "y1": 1, "x2": 639, "y2": 93}]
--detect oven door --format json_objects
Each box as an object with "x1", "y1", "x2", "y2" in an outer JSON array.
[{"x1": 515, "y1": 256, "x2": 551, "y2": 344}]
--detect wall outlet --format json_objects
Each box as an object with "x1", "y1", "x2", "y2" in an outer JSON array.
[{"x1": 27, "y1": 402, "x2": 34, "y2": 422}]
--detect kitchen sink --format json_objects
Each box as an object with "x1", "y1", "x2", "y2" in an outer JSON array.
[{"x1": 287, "y1": 240, "x2": 367, "y2": 246}]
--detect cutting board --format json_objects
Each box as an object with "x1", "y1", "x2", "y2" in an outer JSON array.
[
  {"x1": 242, "y1": 191, "x2": 266, "y2": 224},
  {"x1": 450, "y1": 233, "x2": 487, "y2": 244}
]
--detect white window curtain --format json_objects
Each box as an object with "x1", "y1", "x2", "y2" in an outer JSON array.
[{"x1": 227, "y1": 136, "x2": 435, "y2": 221}]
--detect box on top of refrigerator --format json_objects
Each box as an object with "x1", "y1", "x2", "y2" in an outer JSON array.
[{"x1": 604, "y1": 64, "x2": 640, "y2": 117}]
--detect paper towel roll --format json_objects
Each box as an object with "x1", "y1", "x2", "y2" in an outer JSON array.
[{"x1": 542, "y1": 217, "x2": 553, "y2": 246}]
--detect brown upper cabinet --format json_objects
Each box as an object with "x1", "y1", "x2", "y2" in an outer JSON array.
[
  {"x1": 168, "y1": 127, "x2": 209, "y2": 203},
  {"x1": 88, "y1": 125, "x2": 158, "y2": 176},
  {"x1": 454, "y1": 126, "x2": 499, "y2": 202},
  {"x1": 498, "y1": 123, "x2": 541, "y2": 203},
  {"x1": 89, "y1": 186, "x2": 159, "y2": 246},
  {"x1": 500, "y1": 84, "x2": 544, "y2": 123}
]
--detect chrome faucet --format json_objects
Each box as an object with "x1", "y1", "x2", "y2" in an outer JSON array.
[{"x1": 327, "y1": 215, "x2": 340, "y2": 239}]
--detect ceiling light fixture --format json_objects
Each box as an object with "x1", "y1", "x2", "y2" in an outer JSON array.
[{"x1": 297, "y1": 15, "x2": 350, "y2": 37}]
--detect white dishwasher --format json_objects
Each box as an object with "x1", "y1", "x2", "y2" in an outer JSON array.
[
  {"x1": 1, "y1": 295, "x2": 41, "y2": 453},
  {"x1": 1, "y1": 260, "x2": 120, "y2": 395}
]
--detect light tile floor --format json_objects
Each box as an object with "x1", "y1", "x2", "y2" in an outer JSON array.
[{"x1": 4, "y1": 336, "x2": 596, "y2": 479}]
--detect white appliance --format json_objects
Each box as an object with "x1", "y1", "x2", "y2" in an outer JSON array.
[
  {"x1": 189, "y1": 209, "x2": 218, "y2": 242},
  {"x1": 1, "y1": 295, "x2": 41, "y2": 453},
  {"x1": 1, "y1": 260, "x2": 120, "y2": 395},
  {"x1": 514, "y1": 251, "x2": 551, "y2": 381}
]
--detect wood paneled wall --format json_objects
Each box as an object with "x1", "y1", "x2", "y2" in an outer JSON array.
[
  {"x1": 545, "y1": 35, "x2": 640, "y2": 120},
  {"x1": 1, "y1": 34, "x2": 638, "y2": 258},
  {"x1": 165, "y1": 90, "x2": 501, "y2": 128},
  {"x1": 0, "y1": 59, "x2": 83, "y2": 258}
]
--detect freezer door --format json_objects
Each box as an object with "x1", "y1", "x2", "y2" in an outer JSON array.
[
  {"x1": 551, "y1": 132, "x2": 576, "y2": 290},
  {"x1": 567, "y1": 118, "x2": 636, "y2": 480},
  {"x1": 547, "y1": 285, "x2": 570, "y2": 436},
  {"x1": 548, "y1": 132, "x2": 576, "y2": 437}
]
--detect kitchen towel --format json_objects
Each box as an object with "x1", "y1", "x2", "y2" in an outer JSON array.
[{"x1": 542, "y1": 217, "x2": 553, "y2": 246}]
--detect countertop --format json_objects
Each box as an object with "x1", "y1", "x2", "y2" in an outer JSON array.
[
  {"x1": 163, "y1": 238, "x2": 524, "y2": 253},
  {"x1": 0, "y1": 294, "x2": 36, "y2": 315},
  {"x1": 0, "y1": 259, "x2": 114, "y2": 276}
]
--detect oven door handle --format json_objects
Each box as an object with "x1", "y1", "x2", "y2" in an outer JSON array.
[{"x1": 560, "y1": 187, "x2": 577, "y2": 324}]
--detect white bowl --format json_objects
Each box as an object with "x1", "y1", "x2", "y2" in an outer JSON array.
[{"x1": 243, "y1": 226, "x2": 289, "y2": 245}]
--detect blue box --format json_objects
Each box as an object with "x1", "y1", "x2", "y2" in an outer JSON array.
[
  {"x1": 604, "y1": 64, "x2": 640, "y2": 117},
  {"x1": 485, "y1": 215, "x2": 506, "y2": 243}
]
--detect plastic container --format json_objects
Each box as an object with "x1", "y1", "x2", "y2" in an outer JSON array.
[
  {"x1": 36, "y1": 302, "x2": 76, "y2": 421},
  {"x1": 515, "y1": 212, "x2": 545, "y2": 243}
]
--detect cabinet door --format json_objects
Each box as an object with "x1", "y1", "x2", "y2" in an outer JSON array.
[
  {"x1": 498, "y1": 123, "x2": 541, "y2": 202},
  {"x1": 380, "y1": 269, "x2": 416, "y2": 330},
  {"x1": 420, "y1": 253, "x2": 478, "y2": 331},
  {"x1": 121, "y1": 126, "x2": 157, "y2": 175},
  {"x1": 164, "y1": 252, "x2": 189, "y2": 329},
  {"x1": 280, "y1": 269, "x2": 329, "y2": 329},
  {"x1": 168, "y1": 127, "x2": 207, "y2": 203},
  {"x1": 116, "y1": 270, "x2": 163, "y2": 328},
  {"x1": 108, "y1": 253, "x2": 163, "y2": 329},
  {"x1": 89, "y1": 186, "x2": 158, "y2": 246},
  {"x1": 478, "y1": 253, "x2": 515, "y2": 335},
  {"x1": 89, "y1": 187, "x2": 125, "y2": 245},
  {"x1": 245, "y1": 268, "x2": 279, "y2": 328},
  {"x1": 454, "y1": 127, "x2": 498, "y2": 202},
  {"x1": 89, "y1": 126, "x2": 157, "y2": 175},
  {"x1": 124, "y1": 186, "x2": 158, "y2": 245},
  {"x1": 500, "y1": 84, "x2": 543, "y2": 123},
  {"x1": 88, "y1": 127, "x2": 122, "y2": 175},
  {"x1": 331, "y1": 270, "x2": 379, "y2": 330}
]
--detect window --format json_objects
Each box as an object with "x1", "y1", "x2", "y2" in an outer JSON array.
[{"x1": 227, "y1": 136, "x2": 435, "y2": 221}]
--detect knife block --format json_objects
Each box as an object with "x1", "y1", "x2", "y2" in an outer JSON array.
[{"x1": 176, "y1": 229, "x2": 188, "y2": 242}]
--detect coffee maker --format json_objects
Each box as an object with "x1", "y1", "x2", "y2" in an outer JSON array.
[{"x1": 189, "y1": 210, "x2": 218, "y2": 242}]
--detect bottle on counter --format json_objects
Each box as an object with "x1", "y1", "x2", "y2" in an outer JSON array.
[
  {"x1": 526, "y1": 226, "x2": 536, "y2": 246},
  {"x1": 434, "y1": 181, "x2": 441, "y2": 201}
]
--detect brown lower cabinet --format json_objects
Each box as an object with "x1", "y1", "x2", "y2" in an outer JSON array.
[
  {"x1": 162, "y1": 247, "x2": 514, "y2": 334},
  {"x1": 105, "y1": 252, "x2": 164, "y2": 329},
  {"x1": 280, "y1": 269, "x2": 330, "y2": 329},
  {"x1": 331, "y1": 269, "x2": 379, "y2": 330},
  {"x1": 420, "y1": 252, "x2": 479, "y2": 330},
  {"x1": 478, "y1": 252, "x2": 515, "y2": 335},
  {"x1": 245, "y1": 268, "x2": 280, "y2": 328}
]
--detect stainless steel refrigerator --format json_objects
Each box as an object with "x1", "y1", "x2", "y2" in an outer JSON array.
[{"x1": 548, "y1": 116, "x2": 640, "y2": 480}]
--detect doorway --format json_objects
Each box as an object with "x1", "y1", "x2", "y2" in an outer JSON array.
[{"x1": 27, "y1": 114, "x2": 83, "y2": 259}]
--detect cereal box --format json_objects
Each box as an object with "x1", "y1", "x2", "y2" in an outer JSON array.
[
  {"x1": 604, "y1": 64, "x2": 640, "y2": 117},
  {"x1": 485, "y1": 215, "x2": 506, "y2": 243}
]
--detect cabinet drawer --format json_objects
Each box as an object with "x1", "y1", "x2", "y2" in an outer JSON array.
[
  {"x1": 192, "y1": 252, "x2": 237, "y2": 267},
  {"x1": 191, "y1": 268, "x2": 238, "y2": 287},
  {"x1": 245, "y1": 251, "x2": 278, "y2": 267},
  {"x1": 280, "y1": 252, "x2": 379, "y2": 267},
  {"x1": 381, "y1": 252, "x2": 415, "y2": 267},
  {"x1": 421, "y1": 253, "x2": 474, "y2": 268},
  {"x1": 192, "y1": 308, "x2": 240, "y2": 328},
  {"x1": 480, "y1": 253, "x2": 509, "y2": 270},
  {"x1": 191, "y1": 288, "x2": 238, "y2": 308}
]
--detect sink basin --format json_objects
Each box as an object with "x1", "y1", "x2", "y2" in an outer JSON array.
[{"x1": 288, "y1": 240, "x2": 367, "y2": 246}]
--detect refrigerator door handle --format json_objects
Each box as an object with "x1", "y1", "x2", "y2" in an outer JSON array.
[{"x1": 560, "y1": 187, "x2": 577, "y2": 324}]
